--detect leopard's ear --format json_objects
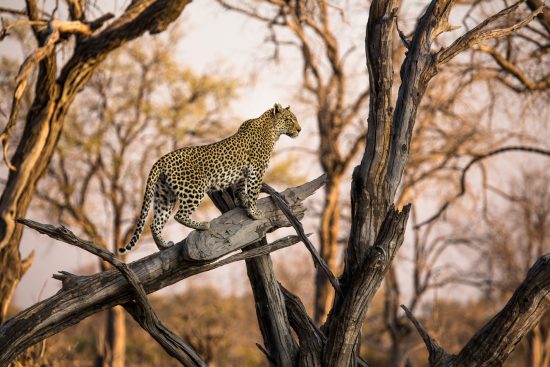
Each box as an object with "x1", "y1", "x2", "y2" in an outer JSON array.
[
  {"x1": 285, "y1": 105, "x2": 290, "y2": 110},
  {"x1": 272, "y1": 103, "x2": 283, "y2": 117}
]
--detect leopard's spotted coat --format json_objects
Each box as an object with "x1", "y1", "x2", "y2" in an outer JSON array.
[{"x1": 118, "y1": 103, "x2": 301, "y2": 253}]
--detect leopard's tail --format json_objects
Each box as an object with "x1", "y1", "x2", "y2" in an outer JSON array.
[{"x1": 118, "y1": 163, "x2": 161, "y2": 254}]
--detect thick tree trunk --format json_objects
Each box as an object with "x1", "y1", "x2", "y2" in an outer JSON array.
[{"x1": 0, "y1": 86, "x2": 64, "y2": 322}]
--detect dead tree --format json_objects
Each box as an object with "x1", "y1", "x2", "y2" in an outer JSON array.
[
  {"x1": 0, "y1": 0, "x2": 192, "y2": 324},
  {"x1": 1, "y1": 1, "x2": 549, "y2": 366}
]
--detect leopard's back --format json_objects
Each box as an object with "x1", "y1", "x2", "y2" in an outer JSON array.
[{"x1": 158, "y1": 134, "x2": 251, "y2": 193}]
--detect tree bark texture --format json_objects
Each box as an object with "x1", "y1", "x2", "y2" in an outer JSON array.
[
  {"x1": 0, "y1": 0, "x2": 192, "y2": 323},
  {"x1": 320, "y1": 0, "x2": 544, "y2": 365},
  {"x1": 245, "y1": 239, "x2": 299, "y2": 366},
  {"x1": 208, "y1": 187, "x2": 302, "y2": 366}
]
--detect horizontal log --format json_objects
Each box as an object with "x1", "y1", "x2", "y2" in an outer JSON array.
[
  {"x1": 183, "y1": 174, "x2": 326, "y2": 261},
  {"x1": 0, "y1": 177, "x2": 325, "y2": 365}
]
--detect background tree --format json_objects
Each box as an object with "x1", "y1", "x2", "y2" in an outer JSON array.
[
  {"x1": 34, "y1": 32, "x2": 238, "y2": 366},
  {"x1": 475, "y1": 169, "x2": 550, "y2": 367},
  {"x1": 0, "y1": 0, "x2": 193, "y2": 324}
]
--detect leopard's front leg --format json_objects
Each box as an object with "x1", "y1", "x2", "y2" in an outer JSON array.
[
  {"x1": 245, "y1": 167, "x2": 265, "y2": 220},
  {"x1": 234, "y1": 178, "x2": 249, "y2": 209}
]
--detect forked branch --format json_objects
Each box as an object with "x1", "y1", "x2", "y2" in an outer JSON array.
[{"x1": 437, "y1": 1, "x2": 545, "y2": 64}]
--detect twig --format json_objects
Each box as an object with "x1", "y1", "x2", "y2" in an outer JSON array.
[
  {"x1": 255, "y1": 343, "x2": 276, "y2": 364},
  {"x1": 415, "y1": 146, "x2": 550, "y2": 229},
  {"x1": 395, "y1": 15, "x2": 411, "y2": 49},
  {"x1": 17, "y1": 218, "x2": 206, "y2": 367},
  {"x1": 438, "y1": 1, "x2": 544, "y2": 64},
  {"x1": 400, "y1": 305, "x2": 449, "y2": 363},
  {"x1": 0, "y1": 7, "x2": 27, "y2": 16},
  {"x1": 261, "y1": 183, "x2": 342, "y2": 295}
]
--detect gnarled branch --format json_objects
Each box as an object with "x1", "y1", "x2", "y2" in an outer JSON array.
[{"x1": 0, "y1": 177, "x2": 323, "y2": 365}]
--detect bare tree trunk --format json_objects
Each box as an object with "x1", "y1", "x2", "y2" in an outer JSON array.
[
  {"x1": 208, "y1": 189, "x2": 299, "y2": 365},
  {"x1": 0, "y1": 85, "x2": 63, "y2": 322},
  {"x1": 315, "y1": 175, "x2": 342, "y2": 323},
  {"x1": 245, "y1": 239, "x2": 298, "y2": 366},
  {"x1": 526, "y1": 314, "x2": 550, "y2": 367},
  {"x1": 100, "y1": 306, "x2": 126, "y2": 367}
]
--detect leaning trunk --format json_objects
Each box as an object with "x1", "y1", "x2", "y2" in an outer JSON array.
[{"x1": 0, "y1": 0, "x2": 193, "y2": 324}]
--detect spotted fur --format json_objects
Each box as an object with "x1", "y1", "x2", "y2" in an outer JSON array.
[{"x1": 118, "y1": 103, "x2": 301, "y2": 253}]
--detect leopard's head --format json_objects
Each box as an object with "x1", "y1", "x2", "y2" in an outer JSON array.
[{"x1": 272, "y1": 103, "x2": 301, "y2": 138}]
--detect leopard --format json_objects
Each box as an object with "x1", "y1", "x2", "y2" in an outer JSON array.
[{"x1": 118, "y1": 103, "x2": 301, "y2": 253}]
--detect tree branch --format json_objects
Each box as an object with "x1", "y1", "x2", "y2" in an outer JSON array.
[
  {"x1": 0, "y1": 178, "x2": 323, "y2": 365},
  {"x1": 476, "y1": 44, "x2": 550, "y2": 91},
  {"x1": 401, "y1": 305, "x2": 450, "y2": 365},
  {"x1": 404, "y1": 254, "x2": 550, "y2": 366},
  {"x1": 324, "y1": 204, "x2": 410, "y2": 366},
  {"x1": 261, "y1": 182, "x2": 341, "y2": 295},
  {"x1": 438, "y1": 1, "x2": 544, "y2": 65},
  {"x1": 17, "y1": 219, "x2": 206, "y2": 366},
  {"x1": 416, "y1": 146, "x2": 550, "y2": 228}
]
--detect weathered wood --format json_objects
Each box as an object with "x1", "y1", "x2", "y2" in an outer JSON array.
[
  {"x1": 15, "y1": 219, "x2": 206, "y2": 366},
  {"x1": 0, "y1": 177, "x2": 322, "y2": 365},
  {"x1": 245, "y1": 239, "x2": 299, "y2": 366},
  {"x1": 323, "y1": 205, "x2": 410, "y2": 366},
  {"x1": 321, "y1": 0, "x2": 543, "y2": 365},
  {"x1": 403, "y1": 254, "x2": 550, "y2": 367},
  {"x1": 449, "y1": 254, "x2": 550, "y2": 367},
  {"x1": 282, "y1": 285, "x2": 324, "y2": 367},
  {"x1": 184, "y1": 174, "x2": 325, "y2": 261},
  {"x1": 208, "y1": 184, "x2": 312, "y2": 367},
  {"x1": 261, "y1": 183, "x2": 341, "y2": 295},
  {"x1": 0, "y1": 234, "x2": 299, "y2": 365}
]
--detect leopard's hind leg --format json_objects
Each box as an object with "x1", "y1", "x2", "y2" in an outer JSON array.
[
  {"x1": 174, "y1": 188, "x2": 210, "y2": 230},
  {"x1": 151, "y1": 174, "x2": 177, "y2": 250}
]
